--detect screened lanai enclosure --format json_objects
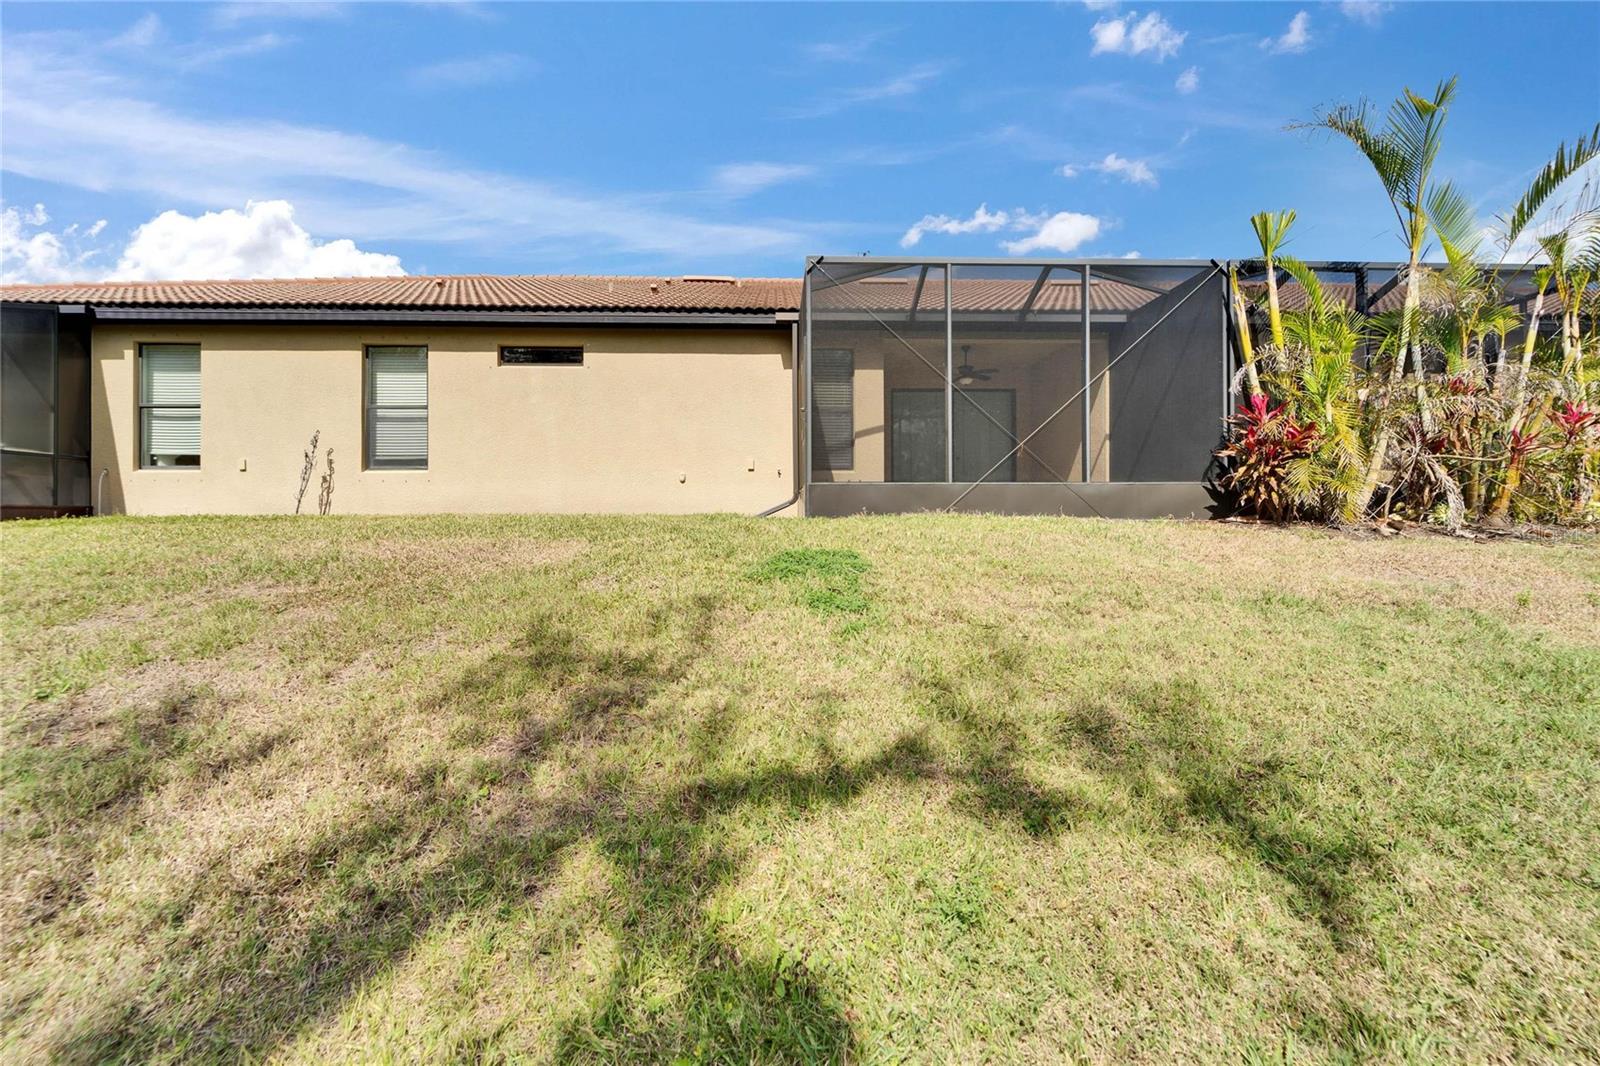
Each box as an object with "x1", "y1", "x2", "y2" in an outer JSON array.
[
  {"x1": 803, "y1": 258, "x2": 1230, "y2": 517},
  {"x1": 0, "y1": 305, "x2": 92, "y2": 519}
]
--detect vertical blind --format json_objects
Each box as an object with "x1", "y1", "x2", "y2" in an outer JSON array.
[
  {"x1": 366, "y1": 347, "x2": 428, "y2": 468},
  {"x1": 810, "y1": 347, "x2": 854, "y2": 471},
  {"x1": 140, "y1": 344, "x2": 200, "y2": 466}
]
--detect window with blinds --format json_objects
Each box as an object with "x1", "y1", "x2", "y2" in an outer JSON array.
[
  {"x1": 365, "y1": 346, "x2": 428, "y2": 469},
  {"x1": 810, "y1": 348, "x2": 854, "y2": 471},
  {"x1": 139, "y1": 344, "x2": 201, "y2": 468}
]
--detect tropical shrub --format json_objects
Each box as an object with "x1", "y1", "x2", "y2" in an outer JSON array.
[{"x1": 1217, "y1": 78, "x2": 1600, "y2": 527}]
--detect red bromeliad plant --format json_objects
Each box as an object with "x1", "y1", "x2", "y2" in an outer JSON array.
[
  {"x1": 1553, "y1": 400, "x2": 1598, "y2": 441},
  {"x1": 1549, "y1": 401, "x2": 1600, "y2": 517},
  {"x1": 1217, "y1": 394, "x2": 1321, "y2": 521}
]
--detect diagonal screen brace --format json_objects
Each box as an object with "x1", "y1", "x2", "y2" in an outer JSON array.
[
  {"x1": 941, "y1": 264, "x2": 1224, "y2": 513},
  {"x1": 810, "y1": 259, "x2": 1077, "y2": 485}
]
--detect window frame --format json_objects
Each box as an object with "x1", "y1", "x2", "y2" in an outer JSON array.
[
  {"x1": 364, "y1": 345, "x2": 429, "y2": 471},
  {"x1": 498, "y1": 345, "x2": 584, "y2": 366},
  {"x1": 137, "y1": 342, "x2": 202, "y2": 470}
]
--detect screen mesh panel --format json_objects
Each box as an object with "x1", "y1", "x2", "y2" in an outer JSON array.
[
  {"x1": 809, "y1": 263, "x2": 946, "y2": 482},
  {"x1": 1096, "y1": 265, "x2": 1226, "y2": 483}
]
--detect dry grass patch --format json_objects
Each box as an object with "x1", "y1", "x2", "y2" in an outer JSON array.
[{"x1": 1, "y1": 514, "x2": 1597, "y2": 1063}]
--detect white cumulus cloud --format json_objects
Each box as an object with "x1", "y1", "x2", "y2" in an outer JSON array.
[
  {"x1": 1093, "y1": 153, "x2": 1158, "y2": 186},
  {"x1": 1089, "y1": 11, "x2": 1185, "y2": 61},
  {"x1": 1175, "y1": 66, "x2": 1200, "y2": 94},
  {"x1": 901, "y1": 203, "x2": 1014, "y2": 247},
  {"x1": 3, "y1": 199, "x2": 406, "y2": 284},
  {"x1": 112, "y1": 200, "x2": 404, "y2": 280},
  {"x1": 1, "y1": 204, "x2": 80, "y2": 283},
  {"x1": 1262, "y1": 11, "x2": 1312, "y2": 54},
  {"x1": 1001, "y1": 212, "x2": 1102, "y2": 255}
]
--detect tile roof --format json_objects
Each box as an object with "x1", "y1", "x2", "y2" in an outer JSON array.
[
  {"x1": 7, "y1": 270, "x2": 1577, "y2": 319},
  {"x1": 0, "y1": 274, "x2": 804, "y2": 314},
  {"x1": 2, "y1": 271, "x2": 1181, "y2": 316}
]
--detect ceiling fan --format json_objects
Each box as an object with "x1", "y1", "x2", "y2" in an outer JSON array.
[{"x1": 953, "y1": 345, "x2": 998, "y2": 386}]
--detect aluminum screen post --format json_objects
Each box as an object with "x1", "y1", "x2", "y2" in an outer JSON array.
[
  {"x1": 1221, "y1": 261, "x2": 1232, "y2": 428},
  {"x1": 1082, "y1": 264, "x2": 1092, "y2": 482},
  {"x1": 802, "y1": 260, "x2": 814, "y2": 509},
  {"x1": 945, "y1": 264, "x2": 953, "y2": 483}
]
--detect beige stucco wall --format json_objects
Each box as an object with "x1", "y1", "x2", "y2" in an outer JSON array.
[{"x1": 92, "y1": 324, "x2": 797, "y2": 515}]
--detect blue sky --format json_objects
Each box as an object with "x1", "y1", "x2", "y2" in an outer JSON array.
[{"x1": 2, "y1": 1, "x2": 1597, "y2": 282}]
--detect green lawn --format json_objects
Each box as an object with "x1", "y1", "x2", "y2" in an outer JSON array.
[{"x1": 2, "y1": 514, "x2": 1598, "y2": 1063}]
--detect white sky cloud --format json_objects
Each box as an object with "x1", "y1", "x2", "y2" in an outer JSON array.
[
  {"x1": 409, "y1": 52, "x2": 530, "y2": 89},
  {"x1": 1, "y1": 199, "x2": 405, "y2": 283},
  {"x1": 1339, "y1": 1, "x2": 1392, "y2": 26},
  {"x1": 901, "y1": 204, "x2": 1014, "y2": 247},
  {"x1": 1089, "y1": 11, "x2": 1185, "y2": 61},
  {"x1": 409, "y1": 1, "x2": 499, "y2": 21},
  {"x1": 113, "y1": 201, "x2": 404, "y2": 281},
  {"x1": 1001, "y1": 212, "x2": 1102, "y2": 255},
  {"x1": 785, "y1": 62, "x2": 946, "y2": 118},
  {"x1": 211, "y1": 2, "x2": 346, "y2": 27},
  {"x1": 1262, "y1": 11, "x2": 1312, "y2": 54},
  {"x1": 105, "y1": 12, "x2": 289, "y2": 70},
  {"x1": 1175, "y1": 66, "x2": 1200, "y2": 94},
  {"x1": 1060, "y1": 153, "x2": 1158, "y2": 186},
  {"x1": 2, "y1": 204, "x2": 79, "y2": 283},
  {"x1": 0, "y1": 30, "x2": 806, "y2": 263},
  {"x1": 802, "y1": 31, "x2": 892, "y2": 63},
  {"x1": 109, "y1": 13, "x2": 163, "y2": 49},
  {"x1": 1093, "y1": 152, "x2": 1157, "y2": 186},
  {"x1": 900, "y1": 203, "x2": 1119, "y2": 252},
  {"x1": 711, "y1": 162, "x2": 817, "y2": 198}
]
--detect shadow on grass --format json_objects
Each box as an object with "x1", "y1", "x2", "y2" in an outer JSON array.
[
  {"x1": 38, "y1": 596, "x2": 864, "y2": 1063},
  {"x1": 1060, "y1": 678, "x2": 1390, "y2": 947},
  {"x1": 30, "y1": 598, "x2": 1387, "y2": 1062}
]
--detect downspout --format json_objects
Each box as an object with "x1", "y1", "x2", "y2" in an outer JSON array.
[
  {"x1": 96, "y1": 468, "x2": 109, "y2": 516},
  {"x1": 756, "y1": 316, "x2": 804, "y2": 516}
]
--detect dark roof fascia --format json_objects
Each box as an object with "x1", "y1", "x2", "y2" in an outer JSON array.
[{"x1": 77, "y1": 307, "x2": 791, "y2": 327}]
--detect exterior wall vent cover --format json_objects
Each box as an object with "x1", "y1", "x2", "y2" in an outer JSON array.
[{"x1": 500, "y1": 346, "x2": 584, "y2": 366}]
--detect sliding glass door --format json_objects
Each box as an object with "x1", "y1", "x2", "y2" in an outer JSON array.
[{"x1": 890, "y1": 388, "x2": 1016, "y2": 482}]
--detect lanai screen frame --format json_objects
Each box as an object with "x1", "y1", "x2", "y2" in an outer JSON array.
[{"x1": 800, "y1": 255, "x2": 1236, "y2": 517}]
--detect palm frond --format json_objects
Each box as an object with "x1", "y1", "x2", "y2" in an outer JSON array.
[
  {"x1": 1501, "y1": 120, "x2": 1600, "y2": 248},
  {"x1": 1426, "y1": 180, "x2": 1480, "y2": 262},
  {"x1": 1276, "y1": 255, "x2": 1324, "y2": 319},
  {"x1": 1250, "y1": 210, "x2": 1298, "y2": 257},
  {"x1": 1300, "y1": 101, "x2": 1406, "y2": 204},
  {"x1": 1388, "y1": 84, "x2": 1445, "y2": 190}
]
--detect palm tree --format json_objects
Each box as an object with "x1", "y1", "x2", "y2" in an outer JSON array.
[
  {"x1": 1302, "y1": 78, "x2": 1467, "y2": 514},
  {"x1": 1250, "y1": 211, "x2": 1297, "y2": 349},
  {"x1": 1491, "y1": 121, "x2": 1600, "y2": 415},
  {"x1": 1270, "y1": 258, "x2": 1369, "y2": 519},
  {"x1": 1228, "y1": 264, "x2": 1263, "y2": 397}
]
